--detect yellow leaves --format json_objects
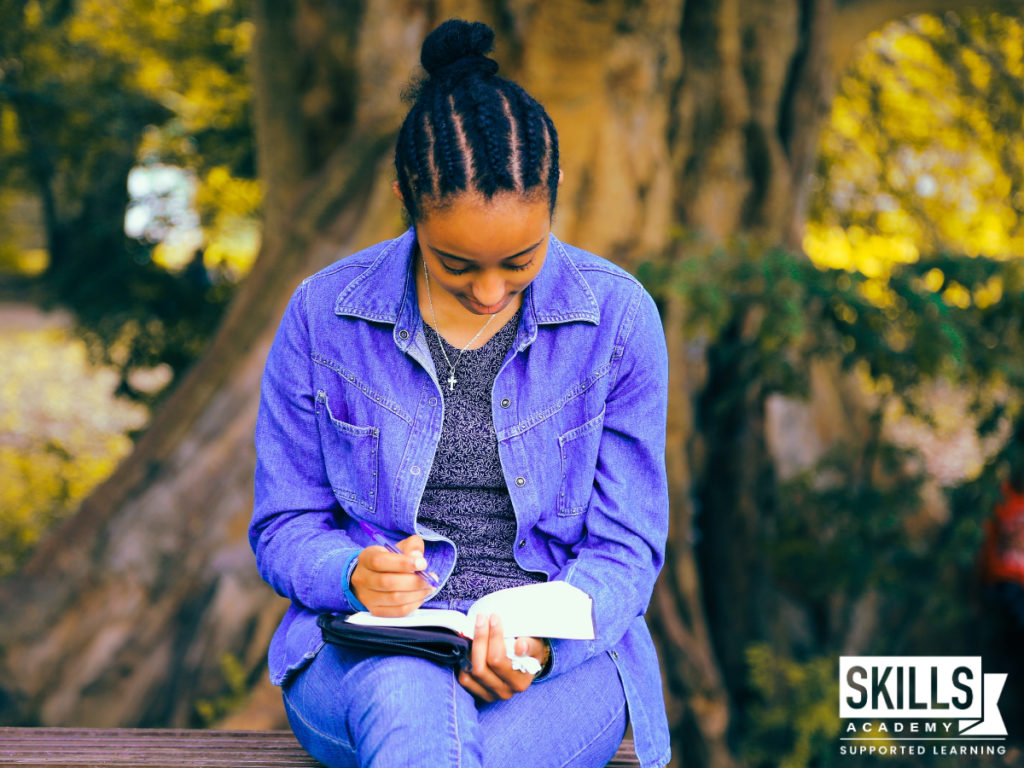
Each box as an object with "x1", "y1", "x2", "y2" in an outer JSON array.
[
  {"x1": 23, "y1": 0, "x2": 43, "y2": 29},
  {"x1": 960, "y1": 48, "x2": 991, "y2": 91},
  {"x1": 810, "y1": 11, "x2": 1024, "y2": 300},
  {"x1": 0, "y1": 107, "x2": 21, "y2": 156},
  {"x1": 220, "y1": 20, "x2": 254, "y2": 57},
  {"x1": 68, "y1": 0, "x2": 253, "y2": 130},
  {"x1": 196, "y1": 166, "x2": 263, "y2": 278},
  {"x1": 135, "y1": 56, "x2": 175, "y2": 96},
  {"x1": 860, "y1": 278, "x2": 897, "y2": 309},
  {"x1": 923, "y1": 267, "x2": 944, "y2": 292},
  {"x1": 830, "y1": 96, "x2": 862, "y2": 142},
  {"x1": 973, "y1": 210, "x2": 1012, "y2": 256},
  {"x1": 0, "y1": 324, "x2": 148, "y2": 577},
  {"x1": 890, "y1": 31, "x2": 942, "y2": 69},
  {"x1": 974, "y1": 275, "x2": 1003, "y2": 308},
  {"x1": 937, "y1": 199, "x2": 1023, "y2": 258},
  {"x1": 34, "y1": 0, "x2": 256, "y2": 286},
  {"x1": 875, "y1": 208, "x2": 913, "y2": 236},
  {"x1": 203, "y1": 222, "x2": 261, "y2": 278},
  {"x1": 917, "y1": 270, "x2": 1001, "y2": 310},
  {"x1": 803, "y1": 224, "x2": 852, "y2": 271},
  {"x1": 942, "y1": 282, "x2": 971, "y2": 309},
  {"x1": 1001, "y1": 20, "x2": 1024, "y2": 79},
  {"x1": 151, "y1": 241, "x2": 198, "y2": 272},
  {"x1": 803, "y1": 223, "x2": 918, "y2": 282},
  {"x1": 911, "y1": 14, "x2": 946, "y2": 38}
]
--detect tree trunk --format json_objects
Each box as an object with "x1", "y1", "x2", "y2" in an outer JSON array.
[{"x1": 0, "y1": 0, "x2": 1000, "y2": 764}]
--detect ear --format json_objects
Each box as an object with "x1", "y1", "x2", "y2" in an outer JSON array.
[
  {"x1": 392, "y1": 181, "x2": 404, "y2": 201},
  {"x1": 557, "y1": 168, "x2": 564, "y2": 186}
]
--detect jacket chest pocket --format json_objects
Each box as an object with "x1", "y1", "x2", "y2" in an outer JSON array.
[
  {"x1": 315, "y1": 390, "x2": 379, "y2": 513},
  {"x1": 556, "y1": 405, "x2": 606, "y2": 517}
]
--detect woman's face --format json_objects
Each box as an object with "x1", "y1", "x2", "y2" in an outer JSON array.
[{"x1": 415, "y1": 192, "x2": 551, "y2": 316}]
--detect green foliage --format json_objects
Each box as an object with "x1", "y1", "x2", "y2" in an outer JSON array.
[
  {"x1": 60, "y1": 243, "x2": 237, "y2": 406},
  {"x1": 0, "y1": 0, "x2": 257, "y2": 574},
  {"x1": 770, "y1": 439, "x2": 926, "y2": 604},
  {"x1": 194, "y1": 652, "x2": 250, "y2": 727},
  {"x1": 742, "y1": 645, "x2": 841, "y2": 768},
  {"x1": 643, "y1": 241, "x2": 1024, "y2": 401},
  {"x1": 648, "y1": 15, "x2": 1024, "y2": 763},
  {"x1": 642, "y1": 237, "x2": 1024, "y2": 765},
  {"x1": 0, "y1": 0, "x2": 256, "y2": 404}
]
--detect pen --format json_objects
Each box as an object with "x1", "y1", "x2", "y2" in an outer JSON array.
[{"x1": 357, "y1": 520, "x2": 441, "y2": 588}]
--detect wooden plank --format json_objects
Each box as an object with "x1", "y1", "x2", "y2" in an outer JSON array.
[
  {"x1": 0, "y1": 728, "x2": 639, "y2": 767},
  {"x1": 0, "y1": 730, "x2": 320, "y2": 768},
  {"x1": 607, "y1": 738, "x2": 641, "y2": 767}
]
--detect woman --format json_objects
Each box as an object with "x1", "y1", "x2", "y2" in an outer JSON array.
[{"x1": 250, "y1": 18, "x2": 670, "y2": 768}]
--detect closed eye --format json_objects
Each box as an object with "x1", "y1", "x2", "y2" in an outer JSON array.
[
  {"x1": 441, "y1": 258, "x2": 534, "y2": 276},
  {"x1": 429, "y1": 237, "x2": 544, "y2": 276}
]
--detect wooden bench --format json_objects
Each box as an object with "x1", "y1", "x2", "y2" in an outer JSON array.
[{"x1": 0, "y1": 728, "x2": 640, "y2": 767}]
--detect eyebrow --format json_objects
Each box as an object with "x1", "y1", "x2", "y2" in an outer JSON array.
[{"x1": 429, "y1": 237, "x2": 545, "y2": 264}]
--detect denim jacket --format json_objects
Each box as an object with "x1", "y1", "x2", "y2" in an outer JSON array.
[{"x1": 251, "y1": 228, "x2": 671, "y2": 768}]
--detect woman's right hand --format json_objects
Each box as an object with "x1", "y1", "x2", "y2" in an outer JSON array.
[{"x1": 349, "y1": 534, "x2": 436, "y2": 616}]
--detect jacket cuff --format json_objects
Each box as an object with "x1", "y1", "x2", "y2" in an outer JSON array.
[
  {"x1": 305, "y1": 547, "x2": 364, "y2": 611},
  {"x1": 342, "y1": 549, "x2": 368, "y2": 612}
]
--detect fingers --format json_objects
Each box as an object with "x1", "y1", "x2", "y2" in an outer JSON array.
[
  {"x1": 459, "y1": 614, "x2": 499, "y2": 701},
  {"x1": 395, "y1": 534, "x2": 426, "y2": 558},
  {"x1": 350, "y1": 545, "x2": 435, "y2": 617},
  {"x1": 360, "y1": 544, "x2": 428, "y2": 575},
  {"x1": 457, "y1": 615, "x2": 537, "y2": 702},
  {"x1": 395, "y1": 535, "x2": 440, "y2": 584}
]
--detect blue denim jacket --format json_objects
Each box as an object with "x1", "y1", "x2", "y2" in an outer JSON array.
[{"x1": 251, "y1": 228, "x2": 671, "y2": 768}]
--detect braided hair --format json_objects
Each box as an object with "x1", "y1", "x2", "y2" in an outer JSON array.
[{"x1": 395, "y1": 19, "x2": 560, "y2": 222}]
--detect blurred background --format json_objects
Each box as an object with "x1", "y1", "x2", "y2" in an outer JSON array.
[{"x1": 1, "y1": 1, "x2": 1024, "y2": 766}]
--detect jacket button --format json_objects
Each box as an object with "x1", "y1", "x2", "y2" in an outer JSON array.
[
  {"x1": 518, "y1": 539, "x2": 526, "y2": 548},
  {"x1": 398, "y1": 329, "x2": 409, "y2": 339},
  {"x1": 515, "y1": 476, "x2": 526, "y2": 486},
  {"x1": 410, "y1": 465, "x2": 421, "y2": 475},
  {"x1": 428, "y1": 397, "x2": 437, "y2": 406},
  {"x1": 500, "y1": 397, "x2": 510, "y2": 408}
]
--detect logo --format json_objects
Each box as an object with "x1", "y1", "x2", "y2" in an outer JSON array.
[{"x1": 838, "y1": 656, "x2": 1007, "y2": 758}]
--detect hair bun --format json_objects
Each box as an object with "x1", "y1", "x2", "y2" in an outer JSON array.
[{"x1": 421, "y1": 19, "x2": 499, "y2": 79}]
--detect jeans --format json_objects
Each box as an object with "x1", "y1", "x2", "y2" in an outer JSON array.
[{"x1": 282, "y1": 642, "x2": 628, "y2": 767}]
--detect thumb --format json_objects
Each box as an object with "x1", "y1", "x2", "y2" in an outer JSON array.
[{"x1": 516, "y1": 636, "x2": 548, "y2": 661}]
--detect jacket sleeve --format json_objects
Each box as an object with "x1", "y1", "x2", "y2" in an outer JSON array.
[
  {"x1": 249, "y1": 281, "x2": 366, "y2": 613},
  {"x1": 545, "y1": 285, "x2": 669, "y2": 678}
]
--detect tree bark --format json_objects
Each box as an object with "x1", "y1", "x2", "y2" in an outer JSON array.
[{"x1": 0, "y1": 0, "x2": 1008, "y2": 764}]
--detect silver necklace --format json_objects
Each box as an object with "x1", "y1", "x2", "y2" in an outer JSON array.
[{"x1": 422, "y1": 256, "x2": 496, "y2": 392}]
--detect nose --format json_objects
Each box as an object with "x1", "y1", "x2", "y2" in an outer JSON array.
[{"x1": 471, "y1": 272, "x2": 506, "y2": 308}]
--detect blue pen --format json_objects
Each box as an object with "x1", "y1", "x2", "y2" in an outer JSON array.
[{"x1": 358, "y1": 520, "x2": 441, "y2": 588}]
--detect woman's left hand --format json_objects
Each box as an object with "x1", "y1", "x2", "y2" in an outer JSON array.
[{"x1": 457, "y1": 614, "x2": 549, "y2": 702}]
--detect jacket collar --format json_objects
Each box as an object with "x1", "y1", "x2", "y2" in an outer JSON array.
[{"x1": 334, "y1": 228, "x2": 601, "y2": 333}]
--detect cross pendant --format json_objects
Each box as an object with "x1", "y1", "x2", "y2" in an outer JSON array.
[{"x1": 447, "y1": 371, "x2": 457, "y2": 391}]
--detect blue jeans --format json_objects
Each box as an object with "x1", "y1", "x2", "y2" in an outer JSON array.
[{"x1": 282, "y1": 643, "x2": 628, "y2": 767}]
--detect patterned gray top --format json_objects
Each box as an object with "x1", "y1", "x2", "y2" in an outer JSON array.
[{"x1": 418, "y1": 304, "x2": 546, "y2": 601}]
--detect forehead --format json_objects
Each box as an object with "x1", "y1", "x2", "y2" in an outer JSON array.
[{"x1": 417, "y1": 192, "x2": 551, "y2": 262}]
